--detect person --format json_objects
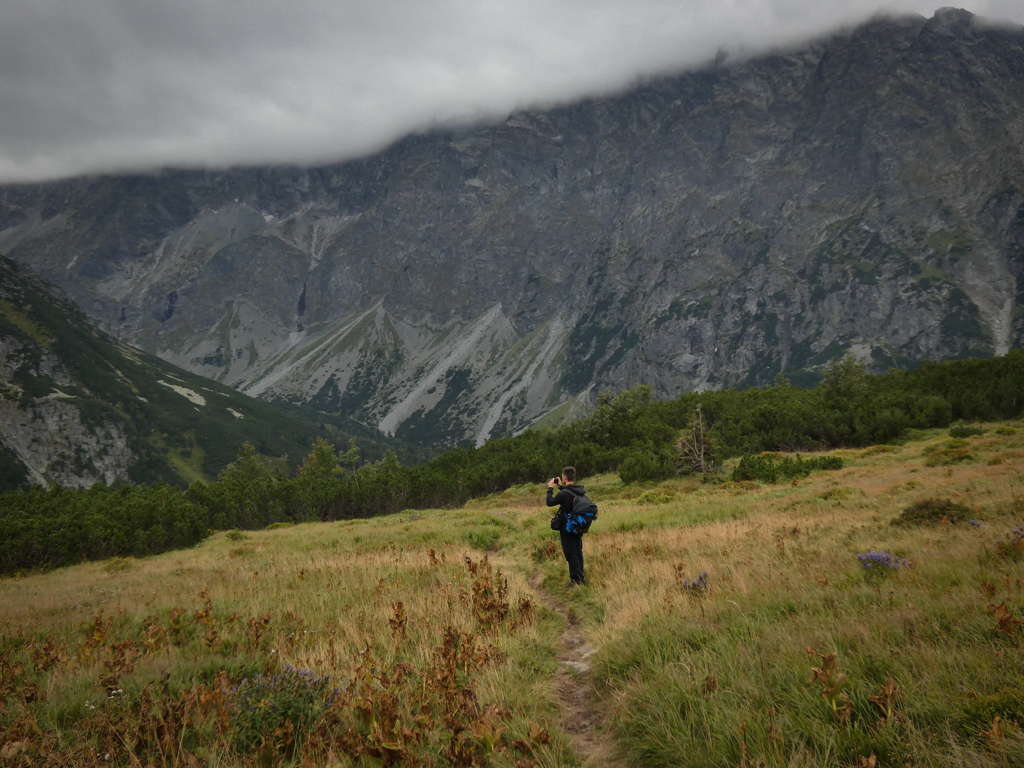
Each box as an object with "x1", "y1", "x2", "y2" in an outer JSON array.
[{"x1": 547, "y1": 466, "x2": 586, "y2": 587}]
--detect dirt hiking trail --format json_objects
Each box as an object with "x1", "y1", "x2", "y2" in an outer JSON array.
[{"x1": 530, "y1": 570, "x2": 629, "y2": 768}]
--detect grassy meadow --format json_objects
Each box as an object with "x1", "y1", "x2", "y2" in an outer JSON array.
[{"x1": 2, "y1": 422, "x2": 1024, "y2": 766}]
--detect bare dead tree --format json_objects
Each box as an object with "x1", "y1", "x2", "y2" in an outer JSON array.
[{"x1": 676, "y1": 405, "x2": 715, "y2": 477}]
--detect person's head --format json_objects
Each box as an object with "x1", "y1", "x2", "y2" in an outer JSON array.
[{"x1": 562, "y1": 466, "x2": 576, "y2": 483}]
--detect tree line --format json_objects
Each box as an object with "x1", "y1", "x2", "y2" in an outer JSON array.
[{"x1": 2, "y1": 350, "x2": 1023, "y2": 574}]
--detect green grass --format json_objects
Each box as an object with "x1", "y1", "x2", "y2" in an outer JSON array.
[{"x1": 2, "y1": 425, "x2": 1024, "y2": 765}]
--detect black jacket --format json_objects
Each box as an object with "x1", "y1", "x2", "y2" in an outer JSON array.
[{"x1": 547, "y1": 483, "x2": 586, "y2": 531}]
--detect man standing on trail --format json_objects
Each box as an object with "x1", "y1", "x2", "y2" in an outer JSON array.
[{"x1": 547, "y1": 466, "x2": 587, "y2": 587}]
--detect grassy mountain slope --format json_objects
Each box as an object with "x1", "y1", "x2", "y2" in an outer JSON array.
[
  {"x1": 0, "y1": 256, "x2": 410, "y2": 489},
  {"x1": 2, "y1": 421, "x2": 1022, "y2": 765}
]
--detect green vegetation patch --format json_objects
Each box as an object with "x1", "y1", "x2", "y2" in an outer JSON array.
[
  {"x1": 618, "y1": 451, "x2": 676, "y2": 484},
  {"x1": 861, "y1": 445, "x2": 899, "y2": 457},
  {"x1": 819, "y1": 486, "x2": 861, "y2": 501},
  {"x1": 924, "y1": 443, "x2": 975, "y2": 466},
  {"x1": 890, "y1": 498, "x2": 973, "y2": 527},
  {"x1": 731, "y1": 453, "x2": 843, "y2": 484},
  {"x1": 636, "y1": 489, "x2": 676, "y2": 505},
  {"x1": 949, "y1": 421, "x2": 985, "y2": 438},
  {"x1": 0, "y1": 299, "x2": 51, "y2": 347}
]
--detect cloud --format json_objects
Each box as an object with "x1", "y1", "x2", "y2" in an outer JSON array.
[{"x1": 0, "y1": 0, "x2": 1020, "y2": 183}]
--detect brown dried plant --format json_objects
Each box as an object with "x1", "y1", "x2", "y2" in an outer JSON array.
[
  {"x1": 78, "y1": 612, "x2": 113, "y2": 661},
  {"x1": 29, "y1": 637, "x2": 63, "y2": 673},
  {"x1": 807, "y1": 648, "x2": 852, "y2": 722},
  {"x1": 167, "y1": 606, "x2": 191, "y2": 644},
  {"x1": 868, "y1": 677, "x2": 901, "y2": 723},
  {"x1": 141, "y1": 615, "x2": 168, "y2": 654},
  {"x1": 244, "y1": 612, "x2": 271, "y2": 656},
  {"x1": 389, "y1": 600, "x2": 408, "y2": 642},
  {"x1": 988, "y1": 601, "x2": 1022, "y2": 638},
  {"x1": 280, "y1": 610, "x2": 306, "y2": 651},
  {"x1": 981, "y1": 716, "x2": 1005, "y2": 747},
  {"x1": 466, "y1": 557, "x2": 511, "y2": 637},
  {"x1": 702, "y1": 674, "x2": 718, "y2": 699},
  {"x1": 192, "y1": 589, "x2": 215, "y2": 627}
]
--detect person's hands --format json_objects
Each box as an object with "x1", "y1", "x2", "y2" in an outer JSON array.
[{"x1": 547, "y1": 477, "x2": 559, "y2": 489}]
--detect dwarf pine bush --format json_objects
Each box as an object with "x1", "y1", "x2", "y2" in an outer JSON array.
[
  {"x1": 730, "y1": 453, "x2": 843, "y2": 483},
  {"x1": 948, "y1": 421, "x2": 985, "y2": 438},
  {"x1": 891, "y1": 498, "x2": 972, "y2": 526}
]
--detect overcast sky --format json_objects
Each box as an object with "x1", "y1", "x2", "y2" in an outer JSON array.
[{"x1": 0, "y1": 1, "x2": 1020, "y2": 184}]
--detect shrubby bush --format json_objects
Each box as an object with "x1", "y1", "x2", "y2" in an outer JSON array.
[
  {"x1": 730, "y1": 454, "x2": 843, "y2": 484},
  {"x1": 618, "y1": 450, "x2": 676, "y2": 484},
  {"x1": 3, "y1": 350, "x2": 1024, "y2": 573},
  {"x1": 0, "y1": 482, "x2": 206, "y2": 573},
  {"x1": 891, "y1": 498, "x2": 973, "y2": 526},
  {"x1": 948, "y1": 421, "x2": 985, "y2": 438}
]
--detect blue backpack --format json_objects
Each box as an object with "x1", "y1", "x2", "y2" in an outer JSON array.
[{"x1": 563, "y1": 488, "x2": 598, "y2": 534}]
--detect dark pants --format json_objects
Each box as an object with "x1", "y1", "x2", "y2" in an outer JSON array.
[{"x1": 560, "y1": 530, "x2": 585, "y2": 585}]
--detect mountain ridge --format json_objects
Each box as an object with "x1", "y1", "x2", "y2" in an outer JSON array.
[
  {"x1": 1, "y1": 7, "x2": 1022, "y2": 450},
  {"x1": 0, "y1": 256, "x2": 419, "y2": 489}
]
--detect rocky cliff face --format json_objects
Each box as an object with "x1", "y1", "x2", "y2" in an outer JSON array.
[
  {"x1": 0, "y1": 257, "x2": 333, "y2": 489},
  {"x1": 0, "y1": 336, "x2": 132, "y2": 488},
  {"x1": 1, "y1": 8, "x2": 1022, "y2": 449}
]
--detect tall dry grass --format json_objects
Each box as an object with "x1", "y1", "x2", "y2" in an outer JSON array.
[
  {"x1": 2, "y1": 423, "x2": 1024, "y2": 766},
  {"x1": 547, "y1": 426, "x2": 1024, "y2": 767}
]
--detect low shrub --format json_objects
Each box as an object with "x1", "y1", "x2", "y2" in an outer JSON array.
[
  {"x1": 616, "y1": 520, "x2": 646, "y2": 532},
  {"x1": 925, "y1": 447, "x2": 975, "y2": 466},
  {"x1": 949, "y1": 421, "x2": 985, "y2": 438},
  {"x1": 924, "y1": 438, "x2": 969, "y2": 453},
  {"x1": 731, "y1": 454, "x2": 843, "y2": 484},
  {"x1": 531, "y1": 539, "x2": 559, "y2": 562},
  {"x1": 464, "y1": 527, "x2": 501, "y2": 551},
  {"x1": 636, "y1": 489, "x2": 675, "y2": 505},
  {"x1": 618, "y1": 452, "x2": 675, "y2": 484},
  {"x1": 891, "y1": 498, "x2": 972, "y2": 527},
  {"x1": 101, "y1": 557, "x2": 134, "y2": 573},
  {"x1": 819, "y1": 486, "x2": 860, "y2": 501},
  {"x1": 861, "y1": 445, "x2": 899, "y2": 456}
]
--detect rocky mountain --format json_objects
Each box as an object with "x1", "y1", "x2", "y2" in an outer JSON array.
[
  {"x1": 0, "y1": 256, "x2": 375, "y2": 489},
  {"x1": 1, "y1": 8, "x2": 1022, "y2": 450}
]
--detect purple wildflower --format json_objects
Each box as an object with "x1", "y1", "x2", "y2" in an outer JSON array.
[{"x1": 856, "y1": 551, "x2": 909, "y2": 571}]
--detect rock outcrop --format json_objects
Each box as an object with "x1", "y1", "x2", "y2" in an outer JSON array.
[{"x1": 0, "y1": 258, "x2": 328, "y2": 488}]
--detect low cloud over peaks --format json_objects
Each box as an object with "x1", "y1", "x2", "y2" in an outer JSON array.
[{"x1": 0, "y1": 0, "x2": 1021, "y2": 183}]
